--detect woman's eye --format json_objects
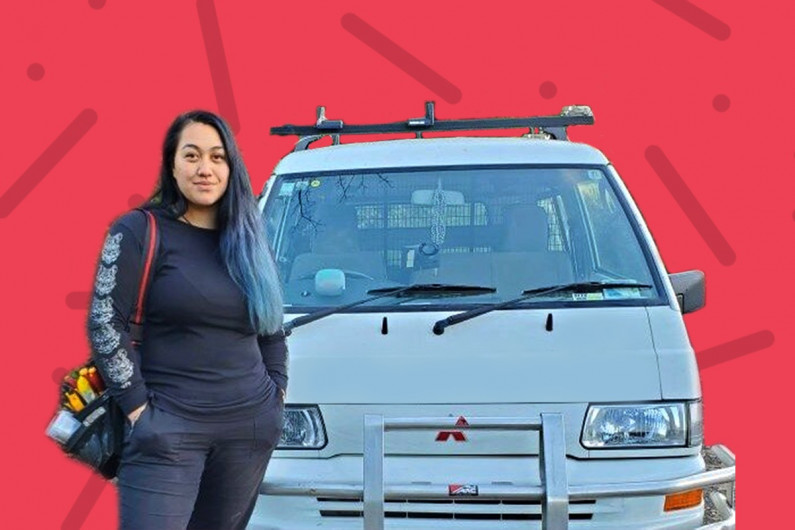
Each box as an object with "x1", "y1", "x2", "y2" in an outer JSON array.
[
  {"x1": 213, "y1": 154, "x2": 226, "y2": 161},
  {"x1": 185, "y1": 153, "x2": 198, "y2": 160}
]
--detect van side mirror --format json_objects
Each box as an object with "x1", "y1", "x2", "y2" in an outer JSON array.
[{"x1": 668, "y1": 270, "x2": 705, "y2": 314}]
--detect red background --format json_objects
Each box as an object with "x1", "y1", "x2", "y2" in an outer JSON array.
[{"x1": 3, "y1": 1, "x2": 789, "y2": 527}]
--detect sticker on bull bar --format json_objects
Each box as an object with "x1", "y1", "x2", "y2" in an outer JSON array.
[{"x1": 448, "y1": 484, "x2": 478, "y2": 496}]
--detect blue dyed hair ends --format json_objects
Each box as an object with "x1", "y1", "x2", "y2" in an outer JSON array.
[{"x1": 146, "y1": 110, "x2": 284, "y2": 335}]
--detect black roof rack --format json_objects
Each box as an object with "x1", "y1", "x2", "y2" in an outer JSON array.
[{"x1": 271, "y1": 102, "x2": 594, "y2": 151}]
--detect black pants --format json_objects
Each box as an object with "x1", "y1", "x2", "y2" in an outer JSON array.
[{"x1": 117, "y1": 395, "x2": 284, "y2": 530}]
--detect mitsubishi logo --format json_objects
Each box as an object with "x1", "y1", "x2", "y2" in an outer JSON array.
[{"x1": 435, "y1": 416, "x2": 469, "y2": 442}]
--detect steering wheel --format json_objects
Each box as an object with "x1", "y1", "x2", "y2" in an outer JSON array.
[
  {"x1": 296, "y1": 270, "x2": 375, "y2": 281},
  {"x1": 419, "y1": 241, "x2": 439, "y2": 256}
]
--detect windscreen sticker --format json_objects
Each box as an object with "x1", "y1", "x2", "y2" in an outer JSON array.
[
  {"x1": 310, "y1": 179, "x2": 321, "y2": 188},
  {"x1": 573, "y1": 291, "x2": 604, "y2": 301},
  {"x1": 278, "y1": 182, "x2": 295, "y2": 196},
  {"x1": 278, "y1": 181, "x2": 310, "y2": 197},
  {"x1": 604, "y1": 287, "x2": 642, "y2": 299}
]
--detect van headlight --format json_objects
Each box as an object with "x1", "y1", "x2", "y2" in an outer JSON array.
[
  {"x1": 278, "y1": 405, "x2": 327, "y2": 449},
  {"x1": 582, "y1": 402, "x2": 701, "y2": 449}
]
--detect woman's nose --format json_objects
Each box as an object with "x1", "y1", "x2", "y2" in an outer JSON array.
[{"x1": 197, "y1": 157, "x2": 213, "y2": 176}]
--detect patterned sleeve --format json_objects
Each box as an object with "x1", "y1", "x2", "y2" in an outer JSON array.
[
  {"x1": 86, "y1": 212, "x2": 150, "y2": 416},
  {"x1": 258, "y1": 329, "x2": 289, "y2": 393}
]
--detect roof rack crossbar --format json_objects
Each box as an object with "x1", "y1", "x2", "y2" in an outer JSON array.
[{"x1": 273, "y1": 102, "x2": 594, "y2": 150}]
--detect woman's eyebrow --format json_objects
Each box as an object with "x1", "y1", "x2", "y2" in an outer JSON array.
[{"x1": 179, "y1": 144, "x2": 225, "y2": 151}]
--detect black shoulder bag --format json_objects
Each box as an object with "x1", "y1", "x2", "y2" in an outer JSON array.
[{"x1": 46, "y1": 208, "x2": 160, "y2": 479}]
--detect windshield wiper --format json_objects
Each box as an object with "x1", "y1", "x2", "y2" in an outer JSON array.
[
  {"x1": 285, "y1": 283, "x2": 496, "y2": 333},
  {"x1": 432, "y1": 281, "x2": 652, "y2": 335}
]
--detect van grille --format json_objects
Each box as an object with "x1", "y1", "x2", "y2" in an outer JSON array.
[{"x1": 317, "y1": 497, "x2": 596, "y2": 521}]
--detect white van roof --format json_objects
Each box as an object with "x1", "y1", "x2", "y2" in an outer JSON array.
[{"x1": 273, "y1": 137, "x2": 609, "y2": 174}]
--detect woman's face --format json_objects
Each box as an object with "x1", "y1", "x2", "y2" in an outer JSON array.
[{"x1": 173, "y1": 122, "x2": 230, "y2": 210}]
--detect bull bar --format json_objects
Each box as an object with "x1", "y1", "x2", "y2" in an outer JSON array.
[{"x1": 260, "y1": 414, "x2": 736, "y2": 529}]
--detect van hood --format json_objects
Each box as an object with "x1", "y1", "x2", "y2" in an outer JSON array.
[{"x1": 284, "y1": 307, "x2": 662, "y2": 404}]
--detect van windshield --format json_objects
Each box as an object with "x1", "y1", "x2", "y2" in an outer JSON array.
[{"x1": 262, "y1": 166, "x2": 664, "y2": 311}]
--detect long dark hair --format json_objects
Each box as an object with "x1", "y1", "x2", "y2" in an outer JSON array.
[{"x1": 145, "y1": 110, "x2": 284, "y2": 334}]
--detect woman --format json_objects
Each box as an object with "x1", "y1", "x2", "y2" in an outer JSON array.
[{"x1": 87, "y1": 110, "x2": 287, "y2": 529}]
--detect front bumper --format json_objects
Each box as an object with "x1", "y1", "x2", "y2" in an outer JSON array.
[{"x1": 248, "y1": 444, "x2": 735, "y2": 529}]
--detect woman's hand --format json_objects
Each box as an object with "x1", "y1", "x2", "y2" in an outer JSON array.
[{"x1": 127, "y1": 402, "x2": 148, "y2": 425}]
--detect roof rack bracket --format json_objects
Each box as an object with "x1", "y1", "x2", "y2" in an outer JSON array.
[
  {"x1": 544, "y1": 127, "x2": 567, "y2": 141},
  {"x1": 294, "y1": 134, "x2": 325, "y2": 151},
  {"x1": 407, "y1": 101, "x2": 435, "y2": 128},
  {"x1": 315, "y1": 106, "x2": 344, "y2": 131},
  {"x1": 293, "y1": 134, "x2": 342, "y2": 151}
]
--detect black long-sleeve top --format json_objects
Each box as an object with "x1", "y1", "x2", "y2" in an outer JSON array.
[{"x1": 87, "y1": 208, "x2": 287, "y2": 421}]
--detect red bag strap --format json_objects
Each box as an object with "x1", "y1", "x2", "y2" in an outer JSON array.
[{"x1": 129, "y1": 209, "x2": 159, "y2": 343}]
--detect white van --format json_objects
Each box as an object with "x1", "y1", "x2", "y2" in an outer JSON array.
[{"x1": 249, "y1": 104, "x2": 736, "y2": 529}]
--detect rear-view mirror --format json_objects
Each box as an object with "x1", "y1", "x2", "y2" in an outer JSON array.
[{"x1": 411, "y1": 189, "x2": 465, "y2": 206}]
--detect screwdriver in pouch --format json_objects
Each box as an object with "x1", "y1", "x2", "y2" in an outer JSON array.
[
  {"x1": 76, "y1": 371, "x2": 97, "y2": 404},
  {"x1": 86, "y1": 366, "x2": 105, "y2": 393},
  {"x1": 64, "y1": 391, "x2": 85, "y2": 412}
]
